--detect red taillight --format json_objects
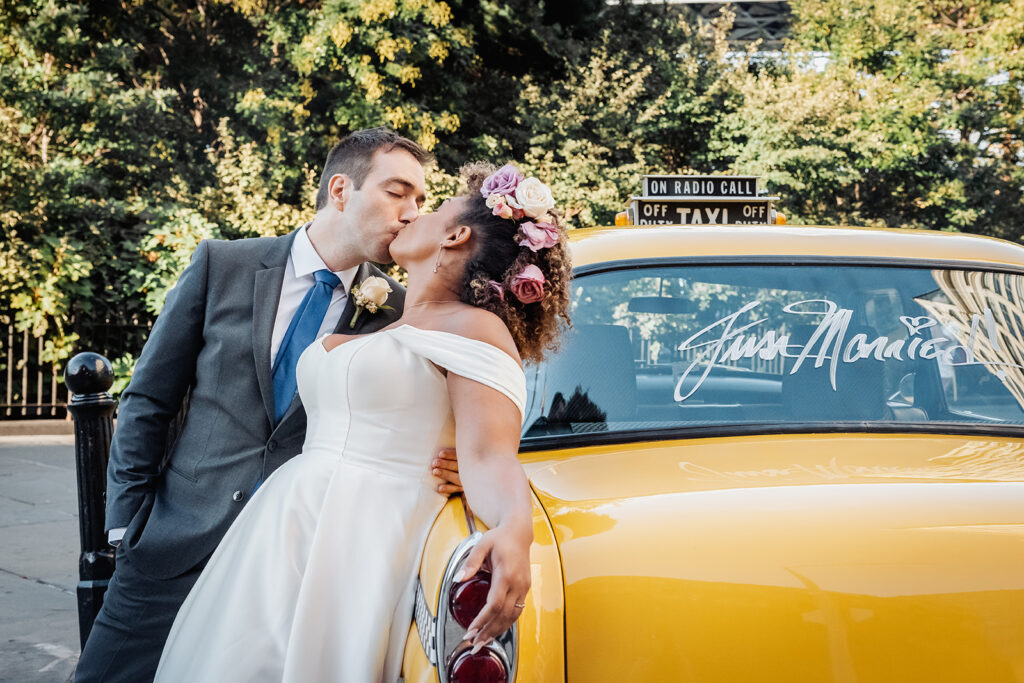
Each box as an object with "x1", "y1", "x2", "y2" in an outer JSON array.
[
  {"x1": 447, "y1": 648, "x2": 507, "y2": 683},
  {"x1": 448, "y1": 570, "x2": 491, "y2": 629}
]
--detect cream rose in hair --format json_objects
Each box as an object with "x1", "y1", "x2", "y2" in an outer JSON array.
[{"x1": 514, "y1": 177, "x2": 555, "y2": 219}]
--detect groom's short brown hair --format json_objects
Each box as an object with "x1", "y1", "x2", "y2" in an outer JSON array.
[{"x1": 315, "y1": 128, "x2": 433, "y2": 211}]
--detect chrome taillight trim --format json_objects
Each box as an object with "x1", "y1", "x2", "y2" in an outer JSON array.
[{"x1": 435, "y1": 531, "x2": 519, "y2": 683}]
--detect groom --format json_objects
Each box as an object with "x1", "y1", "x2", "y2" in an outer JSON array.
[{"x1": 75, "y1": 128, "x2": 461, "y2": 682}]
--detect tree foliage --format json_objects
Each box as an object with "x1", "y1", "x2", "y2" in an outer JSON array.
[
  {"x1": 713, "y1": 0, "x2": 1024, "y2": 232},
  {"x1": 1, "y1": 0, "x2": 1022, "y2": 372}
]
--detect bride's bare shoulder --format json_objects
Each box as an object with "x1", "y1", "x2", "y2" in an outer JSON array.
[
  {"x1": 438, "y1": 307, "x2": 521, "y2": 365},
  {"x1": 320, "y1": 332, "x2": 360, "y2": 353}
]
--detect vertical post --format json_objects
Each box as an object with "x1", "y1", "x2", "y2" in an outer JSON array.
[
  {"x1": 21, "y1": 329, "x2": 28, "y2": 417},
  {"x1": 36, "y1": 336, "x2": 43, "y2": 417},
  {"x1": 64, "y1": 352, "x2": 117, "y2": 649},
  {"x1": 51, "y1": 366, "x2": 58, "y2": 416},
  {"x1": 5, "y1": 322, "x2": 12, "y2": 416}
]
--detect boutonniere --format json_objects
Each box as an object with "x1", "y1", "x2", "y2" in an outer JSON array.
[{"x1": 349, "y1": 276, "x2": 394, "y2": 328}]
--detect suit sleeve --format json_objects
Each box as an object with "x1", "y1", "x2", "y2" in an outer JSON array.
[{"x1": 105, "y1": 240, "x2": 211, "y2": 530}]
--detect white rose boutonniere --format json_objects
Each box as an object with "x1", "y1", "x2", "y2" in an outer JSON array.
[{"x1": 349, "y1": 276, "x2": 393, "y2": 328}]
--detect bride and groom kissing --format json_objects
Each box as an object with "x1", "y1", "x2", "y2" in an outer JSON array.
[{"x1": 74, "y1": 127, "x2": 571, "y2": 682}]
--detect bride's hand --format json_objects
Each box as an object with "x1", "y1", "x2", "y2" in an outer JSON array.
[{"x1": 456, "y1": 522, "x2": 532, "y2": 651}]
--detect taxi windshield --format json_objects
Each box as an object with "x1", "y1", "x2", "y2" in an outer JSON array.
[{"x1": 522, "y1": 263, "x2": 1024, "y2": 443}]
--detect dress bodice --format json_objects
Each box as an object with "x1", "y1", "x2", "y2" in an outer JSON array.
[{"x1": 295, "y1": 325, "x2": 526, "y2": 479}]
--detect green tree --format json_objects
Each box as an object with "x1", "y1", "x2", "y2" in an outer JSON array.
[
  {"x1": 5, "y1": 0, "x2": 1021, "y2": 386},
  {"x1": 1, "y1": 1, "x2": 198, "y2": 360},
  {"x1": 712, "y1": 0, "x2": 1024, "y2": 234},
  {"x1": 514, "y1": 3, "x2": 738, "y2": 227},
  {"x1": 0, "y1": 0, "x2": 480, "y2": 367}
]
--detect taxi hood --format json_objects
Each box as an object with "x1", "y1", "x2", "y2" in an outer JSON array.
[{"x1": 524, "y1": 433, "x2": 1024, "y2": 682}]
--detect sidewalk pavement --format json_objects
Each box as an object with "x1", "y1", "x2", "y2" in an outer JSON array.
[
  {"x1": 0, "y1": 435, "x2": 80, "y2": 682},
  {"x1": 0, "y1": 420, "x2": 74, "y2": 437}
]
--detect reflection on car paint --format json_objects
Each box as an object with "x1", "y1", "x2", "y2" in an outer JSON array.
[{"x1": 678, "y1": 439, "x2": 1024, "y2": 483}]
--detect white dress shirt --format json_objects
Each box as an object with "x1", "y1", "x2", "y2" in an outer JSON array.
[
  {"x1": 270, "y1": 224, "x2": 359, "y2": 367},
  {"x1": 109, "y1": 225, "x2": 358, "y2": 545}
]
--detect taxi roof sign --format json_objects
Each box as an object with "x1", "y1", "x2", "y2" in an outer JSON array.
[
  {"x1": 642, "y1": 175, "x2": 761, "y2": 199},
  {"x1": 630, "y1": 174, "x2": 779, "y2": 226}
]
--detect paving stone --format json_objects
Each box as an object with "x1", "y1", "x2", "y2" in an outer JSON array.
[{"x1": 0, "y1": 442, "x2": 80, "y2": 682}]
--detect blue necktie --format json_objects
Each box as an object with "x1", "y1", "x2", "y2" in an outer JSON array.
[{"x1": 272, "y1": 269, "x2": 341, "y2": 423}]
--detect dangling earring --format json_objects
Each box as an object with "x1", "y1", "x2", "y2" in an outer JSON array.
[{"x1": 433, "y1": 242, "x2": 444, "y2": 273}]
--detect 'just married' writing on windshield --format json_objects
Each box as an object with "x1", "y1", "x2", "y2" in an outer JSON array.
[{"x1": 673, "y1": 298, "x2": 1015, "y2": 402}]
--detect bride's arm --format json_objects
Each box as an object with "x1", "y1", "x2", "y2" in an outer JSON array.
[{"x1": 446, "y1": 370, "x2": 533, "y2": 652}]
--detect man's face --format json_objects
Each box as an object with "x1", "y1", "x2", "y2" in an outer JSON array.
[
  {"x1": 389, "y1": 196, "x2": 468, "y2": 266},
  {"x1": 341, "y1": 148, "x2": 426, "y2": 263}
]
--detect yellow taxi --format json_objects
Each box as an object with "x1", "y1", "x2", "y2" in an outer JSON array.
[{"x1": 402, "y1": 215, "x2": 1024, "y2": 681}]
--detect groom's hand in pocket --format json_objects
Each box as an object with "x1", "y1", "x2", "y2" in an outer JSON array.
[{"x1": 432, "y1": 448, "x2": 463, "y2": 494}]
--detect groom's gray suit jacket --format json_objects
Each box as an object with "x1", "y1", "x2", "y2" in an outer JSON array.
[{"x1": 106, "y1": 229, "x2": 405, "y2": 579}]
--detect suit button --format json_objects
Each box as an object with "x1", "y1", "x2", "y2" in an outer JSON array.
[
  {"x1": 232, "y1": 490, "x2": 244, "y2": 502},
  {"x1": 267, "y1": 440, "x2": 277, "y2": 453}
]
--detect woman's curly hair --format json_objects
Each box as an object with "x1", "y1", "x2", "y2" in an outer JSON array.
[{"x1": 455, "y1": 162, "x2": 571, "y2": 363}]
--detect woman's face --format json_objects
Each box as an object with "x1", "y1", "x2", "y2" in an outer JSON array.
[{"x1": 389, "y1": 196, "x2": 469, "y2": 268}]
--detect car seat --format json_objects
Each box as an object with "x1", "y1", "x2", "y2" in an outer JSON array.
[{"x1": 540, "y1": 324, "x2": 637, "y2": 425}]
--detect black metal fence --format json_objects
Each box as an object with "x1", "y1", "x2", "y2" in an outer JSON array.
[
  {"x1": 2, "y1": 322, "x2": 67, "y2": 418},
  {"x1": 1, "y1": 310, "x2": 153, "y2": 420}
]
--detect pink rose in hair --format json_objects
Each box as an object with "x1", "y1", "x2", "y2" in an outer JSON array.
[
  {"x1": 519, "y1": 221, "x2": 559, "y2": 252},
  {"x1": 480, "y1": 165, "x2": 523, "y2": 199},
  {"x1": 491, "y1": 197, "x2": 514, "y2": 220},
  {"x1": 510, "y1": 264, "x2": 545, "y2": 304}
]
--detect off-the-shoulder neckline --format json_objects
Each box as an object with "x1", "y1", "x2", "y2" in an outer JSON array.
[{"x1": 319, "y1": 324, "x2": 522, "y2": 366}]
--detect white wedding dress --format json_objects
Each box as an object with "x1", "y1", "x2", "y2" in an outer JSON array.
[{"x1": 154, "y1": 325, "x2": 526, "y2": 682}]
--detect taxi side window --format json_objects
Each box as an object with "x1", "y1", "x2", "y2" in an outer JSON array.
[{"x1": 522, "y1": 264, "x2": 1024, "y2": 439}]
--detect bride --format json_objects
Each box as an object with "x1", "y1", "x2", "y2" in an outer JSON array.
[{"x1": 154, "y1": 162, "x2": 571, "y2": 682}]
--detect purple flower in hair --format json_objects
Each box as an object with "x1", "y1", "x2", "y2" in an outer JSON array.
[
  {"x1": 487, "y1": 280, "x2": 505, "y2": 301},
  {"x1": 480, "y1": 164, "x2": 523, "y2": 199}
]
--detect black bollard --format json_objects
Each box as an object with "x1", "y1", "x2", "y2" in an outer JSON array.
[{"x1": 65, "y1": 352, "x2": 117, "y2": 649}]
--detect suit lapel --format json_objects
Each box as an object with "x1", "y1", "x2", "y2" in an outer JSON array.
[
  {"x1": 335, "y1": 263, "x2": 371, "y2": 333},
  {"x1": 253, "y1": 230, "x2": 299, "y2": 425}
]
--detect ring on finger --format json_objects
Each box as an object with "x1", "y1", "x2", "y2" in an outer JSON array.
[{"x1": 514, "y1": 602, "x2": 526, "y2": 608}]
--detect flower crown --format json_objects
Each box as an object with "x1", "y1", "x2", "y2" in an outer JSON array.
[{"x1": 479, "y1": 164, "x2": 560, "y2": 305}]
